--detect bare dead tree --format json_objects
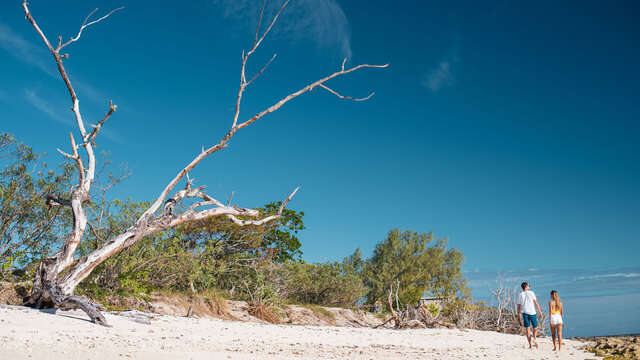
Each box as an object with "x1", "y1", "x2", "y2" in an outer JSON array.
[
  {"x1": 20, "y1": 0, "x2": 388, "y2": 326},
  {"x1": 490, "y1": 273, "x2": 510, "y2": 332}
]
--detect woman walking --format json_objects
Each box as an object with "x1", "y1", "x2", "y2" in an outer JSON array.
[{"x1": 549, "y1": 290, "x2": 564, "y2": 351}]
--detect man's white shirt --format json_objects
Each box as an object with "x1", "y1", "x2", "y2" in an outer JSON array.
[{"x1": 517, "y1": 290, "x2": 537, "y2": 315}]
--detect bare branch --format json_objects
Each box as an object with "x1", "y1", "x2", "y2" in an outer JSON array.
[
  {"x1": 318, "y1": 83, "x2": 375, "y2": 101},
  {"x1": 254, "y1": 0, "x2": 267, "y2": 47},
  {"x1": 141, "y1": 0, "x2": 386, "y2": 225},
  {"x1": 56, "y1": 148, "x2": 75, "y2": 160},
  {"x1": 86, "y1": 100, "x2": 117, "y2": 147},
  {"x1": 249, "y1": 0, "x2": 291, "y2": 57},
  {"x1": 226, "y1": 187, "x2": 299, "y2": 226},
  {"x1": 230, "y1": 0, "x2": 290, "y2": 129},
  {"x1": 246, "y1": 53, "x2": 277, "y2": 86},
  {"x1": 21, "y1": 1, "x2": 56, "y2": 54},
  {"x1": 227, "y1": 191, "x2": 235, "y2": 206},
  {"x1": 21, "y1": 1, "x2": 120, "y2": 293},
  {"x1": 57, "y1": 132, "x2": 85, "y2": 184},
  {"x1": 277, "y1": 186, "x2": 299, "y2": 214},
  {"x1": 237, "y1": 63, "x2": 389, "y2": 130},
  {"x1": 58, "y1": 7, "x2": 124, "y2": 51}
]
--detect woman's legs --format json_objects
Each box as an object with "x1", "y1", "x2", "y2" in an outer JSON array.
[
  {"x1": 550, "y1": 324, "x2": 557, "y2": 350},
  {"x1": 557, "y1": 324, "x2": 563, "y2": 350}
]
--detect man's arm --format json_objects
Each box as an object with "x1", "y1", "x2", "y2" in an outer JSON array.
[{"x1": 534, "y1": 299, "x2": 543, "y2": 316}]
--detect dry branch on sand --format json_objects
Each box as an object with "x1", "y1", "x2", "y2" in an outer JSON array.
[
  {"x1": 19, "y1": 0, "x2": 387, "y2": 326},
  {"x1": 375, "y1": 280, "x2": 454, "y2": 330}
]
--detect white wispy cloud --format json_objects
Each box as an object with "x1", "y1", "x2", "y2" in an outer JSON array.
[
  {"x1": 24, "y1": 88, "x2": 122, "y2": 143},
  {"x1": 0, "y1": 22, "x2": 106, "y2": 103},
  {"x1": 212, "y1": 0, "x2": 352, "y2": 59},
  {"x1": 24, "y1": 89, "x2": 72, "y2": 126},
  {"x1": 0, "y1": 22, "x2": 57, "y2": 77},
  {"x1": 423, "y1": 56, "x2": 459, "y2": 93}
]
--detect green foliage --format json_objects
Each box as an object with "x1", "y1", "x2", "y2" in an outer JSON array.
[
  {"x1": 179, "y1": 202, "x2": 305, "y2": 263},
  {"x1": 362, "y1": 229, "x2": 468, "y2": 306},
  {"x1": 77, "y1": 198, "x2": 306, "y2": 299},
  {"x1": 283, "y1": 260, "x2": 366, "y2": 307},
  {"x1": 427, "y1": 302, "x2": 440, "y2": 317},
  {"x1": 0, "y1": 133, "x2": 73, "y2": 278},
  {"x1": 343, "y1": 248, "x2": 365, "y2": 273},
  {"x1": 259, "y1": 202, "x2": 305, "y2": 262}
]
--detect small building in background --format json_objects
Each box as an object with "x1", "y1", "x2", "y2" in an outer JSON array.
[{"x1": 418, "y1": 296, "x2": 445, "y2": 308}]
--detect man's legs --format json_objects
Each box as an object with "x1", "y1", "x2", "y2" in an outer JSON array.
[
  {"x1": 523, "y1": 314, "x2": 532, "y2": 348},
  {"x1": 530, "y1": 314, "x2": 539, "y2": 348}
]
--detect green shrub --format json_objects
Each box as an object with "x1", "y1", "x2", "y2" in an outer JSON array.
[{"x1": 284, "y1": 261, "x2": 366, "y2": 307}]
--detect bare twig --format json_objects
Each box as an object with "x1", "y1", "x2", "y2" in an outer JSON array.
[
  {"x1": 246, "y1": 53, "x2": 277, "y2": 86},
  {"x1": 58, "y1": 7, "x2": 125, "y2": 51},
  {"x1": 318, "y1": 83, "x2": 374, "y2": 101},
  {"x1": 56, "y1": 132, "x2": 85, "y2": 184},
  {"x1": 254, "y1": 0, "x2": 268, "y2": 47},
  {"x1": 86, "y1": 100, "x2": 117, "y2": 147},
  {"x1": 236, "y1": 62, "x2": 389, "y2": 130}
]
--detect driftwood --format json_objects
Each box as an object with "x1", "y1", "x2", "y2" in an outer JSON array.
[
  {"x1": 377, "y1": 280, "x2": 454, "y2": 330},
  {"x1": 19, "y1": 0, "x2": 387, "y2": 326}
]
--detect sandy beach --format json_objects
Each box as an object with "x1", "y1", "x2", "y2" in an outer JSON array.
[{"x1": 0, "y1": 305, "x2": 593, "y2": 359}]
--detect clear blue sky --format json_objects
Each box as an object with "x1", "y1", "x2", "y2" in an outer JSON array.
[{"x1": 1, "y1": 0, "x2": 638, "y2": 273}]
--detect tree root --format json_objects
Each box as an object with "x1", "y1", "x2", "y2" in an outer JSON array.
[{"x1": 24, "y1": 286, "x2": 110, "y2": 327}]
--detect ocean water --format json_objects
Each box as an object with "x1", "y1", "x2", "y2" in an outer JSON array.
[{"x1": 466, "y1": 267, "x2": 640, "y2": 337}]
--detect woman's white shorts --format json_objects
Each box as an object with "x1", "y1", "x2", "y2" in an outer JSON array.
[{"x1": 550, "y1": 313, "x2": 563, "y2": 325}]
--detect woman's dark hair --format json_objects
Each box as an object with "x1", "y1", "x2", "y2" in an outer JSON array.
[{"x1": 521, "y1": 282, "x2": 529, "y2": 290}]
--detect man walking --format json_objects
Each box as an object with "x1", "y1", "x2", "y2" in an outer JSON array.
[{"x1": 517, "y1": 282, "x2": 543, "y2": 349}]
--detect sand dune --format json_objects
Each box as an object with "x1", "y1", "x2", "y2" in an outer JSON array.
[{"x1": 0, "y1": 305, "x2": 592, "y2": 359}]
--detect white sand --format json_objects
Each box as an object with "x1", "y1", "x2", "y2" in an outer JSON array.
[{"x1": 0, "y1": 306, "x2": 593, "y2": 359}]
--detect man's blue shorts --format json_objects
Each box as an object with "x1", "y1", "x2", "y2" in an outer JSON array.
[{"x1": 522, "y1": 313, "x2": 538, "y2": 328}]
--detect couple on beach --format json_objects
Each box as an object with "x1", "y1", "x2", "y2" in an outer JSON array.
[{"x1": 517, "y1": 282, "x2": 564, "y2": 351}]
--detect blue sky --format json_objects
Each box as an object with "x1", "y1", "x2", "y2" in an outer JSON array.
[{"x1": 1, "y1": 0, "x2": 638, "y2": 277}]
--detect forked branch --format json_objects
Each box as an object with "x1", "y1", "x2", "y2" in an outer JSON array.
[
  {"x1": 57, "y1": 7, "x2": 125, "y2": 51},
  {"x1": 56, "y1": 132, "x2": 85, "y2": 184},
  {"x1": 142, "y1": 0, "x2": 387, "y2": 224},
  {"x1": 236, "y1": 62, "x2": 389, "y2": 130}
]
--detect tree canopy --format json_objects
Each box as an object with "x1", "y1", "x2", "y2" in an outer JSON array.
[
  {"x1": 0, "y1": 133, "x2": 73, "y2": 278},
  {"x1": 362, "y1": 229, "x2": 468, "y2": 306}
]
